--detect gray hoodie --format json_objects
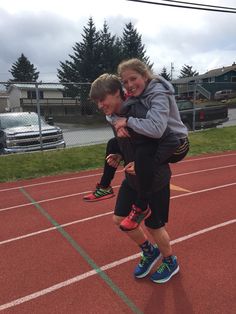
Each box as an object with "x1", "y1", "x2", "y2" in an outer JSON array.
[{"x1": 121, "y1": 76, "x2": 187, "y2": 139}]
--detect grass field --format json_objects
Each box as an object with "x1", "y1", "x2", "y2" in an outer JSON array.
[{"x1": 0, "y1": 126, "x2": 236, "y2": 183}]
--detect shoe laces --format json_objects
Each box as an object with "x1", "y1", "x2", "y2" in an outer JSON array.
[
  {"x1": 139, "y1": 252, "x2": 152, "y2": 266},
  {"x1": 128, "y1": 206, "x2": 140, "y2": 221},
  {"x1": 157, "y1": 262, "x2": 170, "y2": 274}
]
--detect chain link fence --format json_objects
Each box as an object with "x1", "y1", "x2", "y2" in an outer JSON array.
[{"x1": 0, "y1": 81, "x2": 235, "y2": 155}]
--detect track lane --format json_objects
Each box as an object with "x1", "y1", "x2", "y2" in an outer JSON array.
[
  {"x1": 1, "y1": 221, "x2": 235, "y2": 313},
  {"x1": 0, "y1": 232, "x2": 92, "y2": 305},
  {"x1": 0, "y1": 165, "x2": 235, "y2": 244},
  {"x1": 0, "y1": 151, "x2": 235, "y2": 313},
  {"x1": 105, "y1": 223, "x2": 236, "y2": 314}
]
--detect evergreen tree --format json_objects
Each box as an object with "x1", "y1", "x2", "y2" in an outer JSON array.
[
  {"x1": 98, "y1": 21, "x2": 120, "y2": 73},
  {"x1": 121, "y1": 22, "x2": 152, "y2": 68},
  {"x1": 179, "y1": 64, "x2": 199, "y2": 78},
  {"x1": 9, "y1": 53, "x2": 39, "y2": 82},
  {"x1": 57, "y1": 17, "x2": 100, "y2": 113},
  {"x1": 58, "y1": 17, "x2": 100, "y2": 84},
  {"x1": 160, "y1": 67, "x2": 171, "y2": 81}
]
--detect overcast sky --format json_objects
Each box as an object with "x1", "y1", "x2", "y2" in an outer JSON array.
[{"x1": 0, "y1": 0, "x2": 236, "y2": 82}]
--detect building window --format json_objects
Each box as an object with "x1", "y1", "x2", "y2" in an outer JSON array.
[
  {"x1": 231, "y1": 76, "x2": 236, "y2": 82},
  {"x1": 208, "y1": 77, "x2": 215, "y2": 83},
  {"x1": 39, "y1": 91, "x2": 44, "y2": 99},
  {"x1": 27, "y1": 90, "x2": 44, "y2": 99},
  {"x1": 224, "y1": 75, "x2": 228, "y2": 81},
  {"x1": 27, "y1": 90, "x2": 36, "y2": 99}
]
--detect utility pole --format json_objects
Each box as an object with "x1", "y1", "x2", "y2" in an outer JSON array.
[{"x1": 170, "y1": 62, "x2": 174, "y2": 81}]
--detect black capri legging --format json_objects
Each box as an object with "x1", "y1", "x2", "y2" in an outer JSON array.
[
  {"x1": 114, "y1": 179, "x2": 170, "y2": 229},
  {"x1": 100, "y1": 137, "x2": 121, "y2": 188}
]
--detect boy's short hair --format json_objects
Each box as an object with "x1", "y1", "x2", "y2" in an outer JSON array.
[{"x1": 89, "y1": 73, "x2": 124, "y2": 102}]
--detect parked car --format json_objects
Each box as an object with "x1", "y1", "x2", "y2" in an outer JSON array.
[
  {"x1": 0, "y1": 112, "x2": 65, "y2": 154},
  {"x1": 177, "y1": 100, "x2": 228, "y2": 130},
  {"x1": 214, "y1": 89, "x2": 236, "y2": 100}
]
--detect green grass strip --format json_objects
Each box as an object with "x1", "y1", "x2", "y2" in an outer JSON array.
[
  {"x1": 1, "y1": 126, "x2": 236, "y2": 183},
  {"x1": 20, "y1": 187, "x2": 143, "y2": 314}
]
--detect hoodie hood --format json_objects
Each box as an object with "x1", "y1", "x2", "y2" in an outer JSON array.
[
  {"x1": 121, "y1": 76, "x2": 175, "y2": 114},
  {"x1": 142, "y1": 76, "x2": 175, "y2": 97}
]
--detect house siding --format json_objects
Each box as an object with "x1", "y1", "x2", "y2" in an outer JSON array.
[
  {"x1": 202, "y1": 70, "x2": 236, "y2": 96},
  {"x1": 8, "y1": 87, "x2": 22, "y2": 111}
]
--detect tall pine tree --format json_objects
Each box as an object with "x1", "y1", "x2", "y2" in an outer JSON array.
[
  {"x1": 9, "y1": 53, "x2": 39, "y2": 82},
  {"x1": 57, "y1": 17, "x2": 101, "y2": 112},
  {"x1": 160, "y1": 67, "x2": 171, "y2": 81},
  {"x1": 58, "y1": 17, "x2": 100, "y2": 84},
  {"x1": 179, "y1": 64, "x2": 199, "y2": 78},
  {"x1": 98, "y1": 21, "x2": 120, "y2": 73},
  {"x1": 121, "y1": 22, "x2": 152, "y2": 68}
]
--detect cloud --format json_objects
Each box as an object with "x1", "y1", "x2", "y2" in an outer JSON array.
[
  {"x1": 0, "y1": 0, "x2": 236, "y2": 82},
  {"x1": 0, "y1": 9, "x2": 86, "y2": 81},
  {"x1": 0, "y1": 9, "x2": 131, "y2": 81}
]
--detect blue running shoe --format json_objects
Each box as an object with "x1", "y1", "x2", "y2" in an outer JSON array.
[
  {"x1": 150, "y1": 256, "x2": 179, "y2": 284},
  {"x1": 134, "y1": 246, "x2": 161, "y2": 279}
]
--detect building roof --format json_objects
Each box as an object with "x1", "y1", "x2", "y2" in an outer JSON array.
[
  {"x1": 8, "y1": 83, "x2": 65, "y2": 92},
  {"x1": 0, "y1": 92, "x2": 9, "y2": 98},
  {"x1": 172, "y1": 63, "x2": 236, "y2": 84}
]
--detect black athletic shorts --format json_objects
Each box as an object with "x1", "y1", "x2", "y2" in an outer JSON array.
[{"x1": 114, "y1": 179, "x2": 170, "y2": 229}]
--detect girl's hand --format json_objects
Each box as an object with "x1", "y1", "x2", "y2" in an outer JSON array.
[
  {"x1": 116, "y1": 126, "x2": 130, "y2": 138},
  {"x1": 114, "y1": 118, "x2": 127, "y2": 130},
  {"x1": 106, "y1": 154, "x2": 122, "y2": 168},
  {"x1": 124, "y1": 162, "x2": 136, "y2": 175}
]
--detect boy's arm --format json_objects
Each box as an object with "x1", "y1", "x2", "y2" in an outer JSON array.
[{"x1": 126, "y1": 93, "x2": 170, "y2": 139}]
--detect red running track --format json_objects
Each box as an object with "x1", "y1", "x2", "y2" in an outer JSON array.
[{"x1": 0, "y1": 151, "x2": 236, "y2": 313}]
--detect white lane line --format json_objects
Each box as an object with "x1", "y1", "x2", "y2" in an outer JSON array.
[
  {"x1": 180, "y1": 152, "x2": 236, "y2": 163},
  {"x1": 0, "y1": 219, "x2": 235, "y2": 311},
  {"x1": 171, "y1": 182, "x2": 236, "y2": 200},
  {"x1": 0, "y1": 211, "x2": 113, "y2": 245},
  {"x1": 173, "y1": 164, "x2": 236, "y2": 177},
  {"x1": 1, "y1": 181, "x2": 236, "y2": 246},
  {"x1": 1, "y1": 164, "x2": 235, "y2": 213},
  {"x1": 0, "y1": 171, "x2": 123, "y2": 193},
  {"x1": 0, "y1": 152, "x2": 235, "y2": 193}
]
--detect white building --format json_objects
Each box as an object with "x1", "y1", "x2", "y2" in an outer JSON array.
[
  {"x1": 0, "y1": 92, "x2": 9, "y2": 113},
  {"x1": 7, "y1": 83, "x2": 82, "y2": 122}
]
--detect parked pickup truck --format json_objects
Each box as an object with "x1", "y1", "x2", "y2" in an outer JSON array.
[
  {"x1": 177, "y1": 100, "x2": 229, "y2": 130},
  {"x1": 0, "y1": 112, "x2": 65, "y2": 154}
]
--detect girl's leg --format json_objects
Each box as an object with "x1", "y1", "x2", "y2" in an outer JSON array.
[
  {"x1": 83, "y1": 137, "x2": 120, "y2": 201},
  {"x1": 113, "y1": 215, "x2": 148, "y2": 244},
  {"x1": 134, "y1": 142, "x2": 156, "y2": 210},
  {"x1": 100, "y1": 137, "x2": 121, "y2": 188}
]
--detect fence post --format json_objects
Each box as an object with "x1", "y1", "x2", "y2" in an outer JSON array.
[
  {"x1": 192, "y1": 82, "x2": 196, "y2": 131},
  {"x1": 35, "y1": 82, "x2": 43, "y2": 150}
]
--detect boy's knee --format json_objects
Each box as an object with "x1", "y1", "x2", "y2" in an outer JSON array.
[{"x1": 113, "y1": 215, "x2": 123, "y2": 226}]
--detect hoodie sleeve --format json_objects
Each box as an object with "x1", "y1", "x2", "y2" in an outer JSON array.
[{"x1": 126, "y1": 92, "x2": 170, "y2": 139}]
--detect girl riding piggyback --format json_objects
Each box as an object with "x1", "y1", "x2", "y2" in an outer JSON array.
[{"x1": 112, "y1": 59, "x2": 189, "y2": 231}]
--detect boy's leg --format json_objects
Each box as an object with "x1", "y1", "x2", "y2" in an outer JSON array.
[
  {"x1": 144, "y1": 184, "x2": 179, "y2": 283},
  {"x1": 146, "y1": 227, "x2": 172, "y2": 258},
  {"x1": 83, "y1": 137, "x2": 120, "y2": 201},
  {"x1": 114, "y1": 179, "x2": 161, "y2": 277},
  {"x1": 147, "y1": 227, "x2": 179, "y2": 284}
]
